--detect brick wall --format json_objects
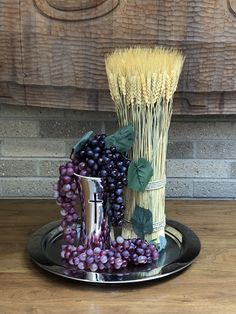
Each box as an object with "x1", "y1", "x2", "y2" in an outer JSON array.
[{"x1": 0, "y1": 104, "x2": 235, "y2": 199}]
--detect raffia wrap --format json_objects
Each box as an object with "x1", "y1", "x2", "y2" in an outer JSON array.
[{"x1": 105, "y1": 47, "x2": 184, "y2": 243}]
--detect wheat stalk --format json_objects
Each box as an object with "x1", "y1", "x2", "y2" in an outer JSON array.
[{"x1": 105, "y1": 47, "x2": 184, "y2": 243}]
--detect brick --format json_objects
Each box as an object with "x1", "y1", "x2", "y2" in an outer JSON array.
[
  {"x1": 167, "y1": 159, "x2": 229, "y2": 178},
  {"x1": 1, "y1": 139, "x2": 66, "y2": 157},
  {"x1": 104, "y1": 120, "x2": 119, "y2": 135},
  {"x1": 39, "y1": 159, "x2": 67, "y2": 177},
  {"x1": 0, "y1": 159, "x2": 38, "y2": 177},
  {"x1": 166, "y1": 179, "x2": 193, "y2": 198},
  {"x1": 171, "y1": 115, "x2": 236, "y2": 123},
  {"x1": 196, "y1": 140, "x2": 236, "y2": 159},
  {"x1": 65, "y1": 110, "x2": 116, "y2": 121},
  {"x1": 0, "y1": 178, "x2": 56, "y2": 197},
  {"x1": 169, "y1": 121, "x2": 236, "y2": 140},
  {"x1": 230, "y1": 162, "x2": 236, "y2": 178},
  {"x1": 0, "y1": 120, "x2": 39, "y2": 137},
  {"x1": 39, "y1": 120, "x2": 103, "y2": 138},
  {"x1": 167, "y1": 141, "x2": 194, "y2": 158},
  {"x1": 0, "y1": 104, "x2": 65, "y2": 119},
  {"x1": 193, "y1": 180, "x2": 236, "y2": 198}
]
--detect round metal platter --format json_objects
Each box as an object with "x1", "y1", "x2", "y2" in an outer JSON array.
[{"x1": 28, "y1": 219, "x2": 201, "y2": 284}]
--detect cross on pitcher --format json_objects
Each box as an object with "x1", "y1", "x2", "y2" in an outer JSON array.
[{"x1": 89, "y1": 193, "x2": 103, "y2": 224}]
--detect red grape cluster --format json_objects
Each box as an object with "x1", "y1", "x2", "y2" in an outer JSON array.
[
  {"x1": 73, "y1": 134, "x2": 130, "y2": 227},
  {"x1": 61, "y1": 236, "x2": 159, "y2": 272},
  {"x1": 54, "y1": 160, "x2": 80, "y2": 245}
]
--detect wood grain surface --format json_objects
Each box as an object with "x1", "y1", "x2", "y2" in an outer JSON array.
[
  {"x1": 0, "y1": 199, "x2": 235, "y2": 314},
  {"x1": 1, "y1": 0, "x2": 236, "y2": 113}
]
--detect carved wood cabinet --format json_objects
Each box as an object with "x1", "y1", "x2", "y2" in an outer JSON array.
[{"x1": 1, "y1": 0, "x2": 236, "y2": 114}]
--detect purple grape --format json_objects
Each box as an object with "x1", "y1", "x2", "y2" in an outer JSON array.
[
  {"x1": 122, "y1": 178, "x2": 128, "y2": 185},
  {"x1": 100, "y1": 255, "x2": 108, "y2": 264},
  {"x1": 93, "y1": 147, "x2": 101, "y2": 154},
  {"x1": 63, "y1": 176, "x2": 72, "y2": 185},
  {"x1": 138, "y1": 256, "x2": 147, "y2": 264},
  {"x1": 98, "y1": 262, "x2": 105, "y2": 270},
  {"x1": 122, "y1": 250, "x2": 130, "y2": 259},
  {"x1": 116, "y1": 197, "x2": 123, "y2": 204},
  {"x1": 80, "y1": 170, "x2": 88, "y2": 176},
  {"x1": 78, "y1": 162, "x2": 86, "y2": 170},
  {"x1": 86, "y1": 248, "x2": 93, "y2": 256},
  {"x1": 109, "y1": 183, "x2": 116, "y2": 191},
  {"x1": 115, "y1": 189, "x2": 123, "y2": 196},
  {"x1": 66, "y1": 167, "x2": 74, "y2": 176},
  {"x1": 115, "y1": 258, "x2": 123, "y2": 267},
  {"x1": 86, "y1": 256, "x2": 94, "y2": 265},
  {"x1": 109, "y1": 256, "x2": 115, "y2": 264},
  {"x1": 98, "y1": 158, "x2": 103, "y2": 166},
  {"x1": 90, "y1": 263, "x2": 98, "y2": 272},
  {"x1": 111, "y1": 203, "x2": 120, "y2": 211},
  {"x1": 90, "y1": 139, "x2": 98, "y2": 147},
  {"x1": 116, "y1": 181, "x2": 123, "y2": 188},
  {"x1": 79, "y1": 253, "x2": 87, "y2": 262},
  {"x1": 79, "y1": 150, "x2": 86, "y2": 158},
  {"x1": 136, "y1": 248, "x2": 144, "y2": 256},
  {"x1": 152, "y1": 251, "x2": 159, "y2": 260},
  {"x1": 88, "y1": 159, "x2": 95, "y2": 167},
  {"x1": 87, "y1": 150, "x2": 94, "y2": 158},
  {"x1": 78, "y1": 262, "x2": 85, "y2": 270},
  {"x1": 93, "y1": 164, "x2": 99, "y2": 171},
  {"x1": 149, "y1": 244, "x2": 156, "y2": 252},
  {"x1": 122, "y1": 260, "x2": 128, "y2": 268},
  {"x1": 147, "y1": 257, "x2": 152, "y2": 264},
  {"x1": 100, "y1": 170, "x2": 108, "y2": 177},
  {"x1": 63, "y1": 184, "x2": 71, "y2": 192},
  {"x1": 116, "y1": 236, "x2": 124, "y2": 245},
  {"x1": 94, "y1": 247, "x2": 101, "y2": 255}
]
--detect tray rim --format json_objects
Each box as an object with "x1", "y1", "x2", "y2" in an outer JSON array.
[{"x1": 28, "y1": 219, "x2": 201, "y2": 285}]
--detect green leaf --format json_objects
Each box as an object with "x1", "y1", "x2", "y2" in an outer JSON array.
[
  {"x1": 105, "y1": 125, "x2": 134, "y2": 152},
  {"x1": 131, "y1": 205, "x2": 153, "y2": 239},
  {"x1": 70, "y1": 131, "x2": 93, "y2": 158},
  {"x1": 158, "y1": 236, "x2": 167, "y2": 252},
  {"x1": 128, "y1": 158, "x2": 153, "y2": 192},
  {"x1": 149, "y1": 236, "x2": 166, "y2": 252}
]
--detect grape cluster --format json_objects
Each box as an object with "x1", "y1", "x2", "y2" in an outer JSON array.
[
  {"x1": 55, "y1": 132, "x2": 160, "y2": 273},
  {"x1": 73, "y1": 134, "x2": 130, "y2": 227},
  {"x1": 54, "y1": 160, "x2": 80, "y2": 245},
  {"x1": 61, "y1": 236, "x2": 159, "y2": 272}
]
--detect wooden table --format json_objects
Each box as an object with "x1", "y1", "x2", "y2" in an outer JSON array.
[{"x1": 0, "y1": 200, "x2": 235, "y2": 314}]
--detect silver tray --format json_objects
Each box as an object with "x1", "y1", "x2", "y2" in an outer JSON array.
[{"x1": 28, "y1": 219, "x2": 201, "y2": 284}]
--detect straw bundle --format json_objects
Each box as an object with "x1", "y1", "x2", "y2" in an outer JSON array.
[{"x1": 105, "y1": 47, "x2": 184, "y2": 244}]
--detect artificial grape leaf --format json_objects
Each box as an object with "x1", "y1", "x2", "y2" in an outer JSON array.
[
  {"x1": 105, "y1": 125, "x2": 134, "y2": 152},
  {"x1": 128, "y1": 158, "x2": 153, "y2": 192},
  {"x1": 150, "y1": 236, "x2": 167, "y2": 252},
  {"x1": 158, "y1": 236, "x2": 167, "y2": 252},
  {"x1": 131, "y1": 205, "x2": 153, "y2": 239},
  {"x1": 70, "y1": 131, "x2": 93, "y2": 158}
]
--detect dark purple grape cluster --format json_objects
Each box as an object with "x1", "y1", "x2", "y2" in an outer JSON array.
[
  {"x1": 55, "y1": 160, "x2": 80, "y2": 245},
  {"x1": 73, "y1": 134, "x2": 130, "y2": 227},
  {"x1": 61, "y1": 236, "x2": 159, "y2": 272}
]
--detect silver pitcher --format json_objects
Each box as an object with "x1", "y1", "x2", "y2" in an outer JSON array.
[{"x1": 74, "y1": 174, "x2": 110, "y2": 248}]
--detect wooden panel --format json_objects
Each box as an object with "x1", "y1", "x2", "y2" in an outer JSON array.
[
  {"x1": 48, "y1": 0, "x2": 107, "y2": 11},
  {"x1": 0, "y1": 0, "x2": 236, "y2": 113},
  {"x1": 1, "y1": 82, "x2": 236, "y2": 114}
]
